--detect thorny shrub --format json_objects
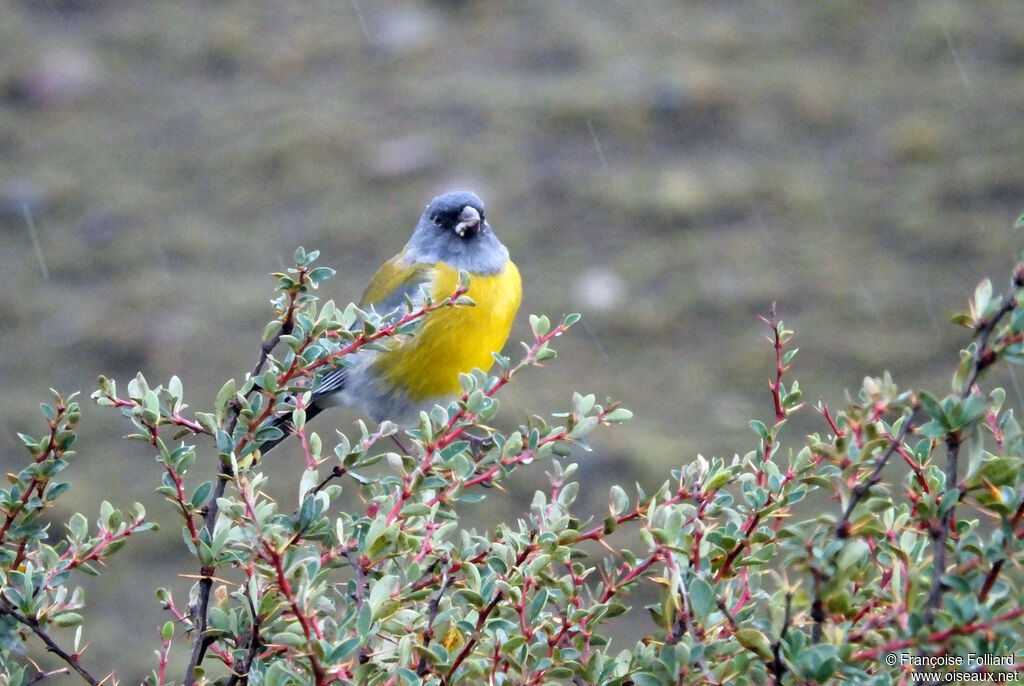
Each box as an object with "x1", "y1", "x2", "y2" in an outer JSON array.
[{"x1": 3, "y1": 239, "x2": 1024, "y2": 685}]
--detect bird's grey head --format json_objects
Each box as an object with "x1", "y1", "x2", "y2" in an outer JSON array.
[{"x1": 405, "y1": 190, "x2": 509, "y2": 274}]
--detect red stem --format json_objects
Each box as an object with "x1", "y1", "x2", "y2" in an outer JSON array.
[{"x1": 852, "y1": 605, "x2": 1024, "y2": 661}]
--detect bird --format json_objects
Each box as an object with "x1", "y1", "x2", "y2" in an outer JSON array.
[{"x1": 260, "y1": 190, "x2": 521, "y2": 452}]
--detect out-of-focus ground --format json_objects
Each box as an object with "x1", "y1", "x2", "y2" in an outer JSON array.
[{"x1": 2, "y1": 0, "x2": 1024, "y2": 680}]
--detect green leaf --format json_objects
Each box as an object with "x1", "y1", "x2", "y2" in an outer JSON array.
[
  {"x1": 528, "y1": 587, "x2": 549, "y2": 623},
  {"x1": 974, "y1": 279, "x2": 993, "y2": 317},
  {"x1": 603, "y1": 407, "x2": 633, "y2": 423},
  {"x1": 127, "y1": 373, "x2": 149, "y2": 401},
  {"x1": 255, "y1": 425, "x2": 285, "y2": 444},
  {"x1": 688, "y1": 576, "x2": 714, "y2": 621},
  {"x1": 17, "y1": 432, "x2": 39, "y2": 452},
  {"x1": 950, "y1": 312, "x2": 974, "y2": 328},
  {"x1": 161, "y1": 621, "x2": 174, "y2": 641},
  {"x1": 369, "y1": 575, "x2": 400, "y2": 620},
  {"x1": 529, "y1": 314, "x2": 551, "y2": 337},
  {"x1": 214, "y1": 379, "x2": 236, "y2": 425},
  {"x1": 67, "y1": 512, "x2": 89, "y2": 541},
  {"x1": 749, "y1": 420, "x2": 769, "y2": 440},
  {"x1": 264, "y1": 661, "x2": 301, "y2": 686},
  {"x1": 735, "y1": 628, "x2": 773, "y2": 659},
  {"x1": 572, "y1": 392, "x2": 596, "y2": 416},
  {"x1": 957, "y1": 393, "x2": 987, "y2": 428},
  {"x1": 977, "y1": 455, "x2": 1023, "y2": 487},
  {"x1": 308, "y1": 266, "x2": 336, "y2": 286},
  {"x1": 356, "y1": 601, "x2": 373, "y2": 639},
  {"x1": 797, "y1": 643, "x2": 838, "y2": 682},
  {"x1": 168, "y1": 375, "x2": 184, "y2": 402},
  {"x1": 917, "y1": 390, "x2": 948, "y2": 427},
  {"x1": 195, "y1": 412, "x2": 217, "y2": 435},
  {"x1": 938, "y1": 487, "x2": 960, "y2": 515},
  {"x1": 836, "y1": 539, "x2": 870, "y2": 572},
  {"x1": 456, "y1": 589, "x2": 485, "y2": 608},
  {"x1": 328, "y1": 636, "x2": 360, "y2": 664},
  {"x1": 190, "y1": 481, "x2": 213, "y2": 509},
  {"x1": 215, "y1": 430, "x2": 234, "y2": 456},
  {"x1": 628, "y1": 673, "x2": 662, "y2": 686},
  {"x1": 52, "y1": 612, "x2": 84, "y2": 628},
  {"x1": 609, "y1": 485, "x2": 630, "y2": 517}
]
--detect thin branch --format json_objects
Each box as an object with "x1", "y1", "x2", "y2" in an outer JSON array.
[
  {"x1": 924, "y1": 431, "x2": 960, "y2": 626},
  {"x1": 183, "y1": 279, "x2": 304, "y2": 686},
  {"x1": 925, "y1": 292, "x2": 1017, "y2": 625},
  {"x1": 0, "y1": 602, "x2": 102, "y2": 686},
  {"x1": 759, "y1": 302, "x2": 787, "y2": 424},
  {"x1": 416, "y1": 573, "x2": 454, "y2": 677},
  {"x1": 979, "y1": 499, "x2": 1024, "y2": 602},
  {"x1": 341, "y1": 545, "x2": 368, "y2": 609},
  {"x1": 960, "y1": 296, "x2": 1016, "y2": 396},
  {"x1": 27, "y1": 667, "x2": 72, "y2": 684},
  {"x1": 672, "y1": 563, "x2": 717, "y2": 685},
  {"x1": 225, "y1": 591, "x2": 263, "y2": 686},
  {"x1": 770, "y1": 592, "x2": 793, "y2": 685},
  {"x1": 716, "y1": 596, "x2": 740, "y2": 632},
  {"x1": 183, "y1": 463, "x2": 232, "y2": 682},
  {"x1": 810, "y1": 560, "x2": 825, "y2": 644},
  {"x1": 444, "y1": 544, "x2": 537, "y2": 684},
  {"x1": 444, "y1": 592, "x2": 505, "y2": 684},
  {"x1": 155, "y1": 626, "x2": 172, "y2": 686},
  {"x1": 835, "y1": 408, "x2": 917, "y2": 539},
  {"x1": 853, "y1": 605, "x2": 1024, "y2": 662}
]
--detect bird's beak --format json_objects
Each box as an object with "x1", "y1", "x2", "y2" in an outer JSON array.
[{"x1": 454, "y1": 206, "x2": 482, "y2": 237}]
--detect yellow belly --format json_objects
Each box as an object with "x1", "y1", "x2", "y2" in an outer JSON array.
[{"x1": 374, "y1": 261, "x2": 522, "y2": 401}]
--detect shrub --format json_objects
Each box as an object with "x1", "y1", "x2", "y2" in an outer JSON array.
[{"x1": 3, "y1": 242, "x2": 1024, "y2": 685}]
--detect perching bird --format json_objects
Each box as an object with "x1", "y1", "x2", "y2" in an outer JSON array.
[{"x1": 261, "y1": 190, "x2": 521, "y2": 452}]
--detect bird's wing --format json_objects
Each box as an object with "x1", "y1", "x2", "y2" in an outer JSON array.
[
  {"x1": 312, "y1": 366, "x2": 348, "y2": 400},
  {"x1": 359, "y1": 251, "x2": 435, "y2": 313},
  {"x1": 309, "y1": 252, "x2": 434, "y2": 405}
]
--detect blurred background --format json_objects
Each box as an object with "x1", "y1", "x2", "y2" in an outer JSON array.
[{"x1": 2, "y1": 0, "x2": 1024, "y2": 680}]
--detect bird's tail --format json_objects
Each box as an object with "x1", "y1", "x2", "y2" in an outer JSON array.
[{"x1": 258, "y1": 404, "x2": 326, "y2": 454}]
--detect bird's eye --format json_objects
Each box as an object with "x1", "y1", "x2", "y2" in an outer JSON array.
[{"x1": 431, "y1": 214, "x2": 442, "y2": 226}]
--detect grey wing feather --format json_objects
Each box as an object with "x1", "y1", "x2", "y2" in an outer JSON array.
[{"x1": 312, "y1": 367, "x2": 348, "y2": 403}]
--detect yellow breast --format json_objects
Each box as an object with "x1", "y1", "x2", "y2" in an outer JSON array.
[{"x1": 374, "y1": 261, "x2": 522, "y2": 401}]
